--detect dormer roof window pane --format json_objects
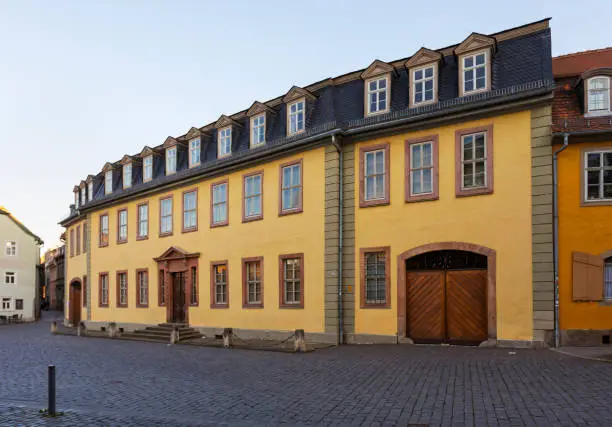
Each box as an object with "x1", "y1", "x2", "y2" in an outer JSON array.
[
  {"x1": 104, "y1": 170, "x2": 113, "y2": 195},
  {"x1": 88, "y1": 182, "x2": 93, "y2": 201},
  {"x1": 366, "y1": 76, "x2": 389, "y2": 115},
  {"x1": 413, "y1": 66, "x2": 435, "y2": 105},
  {"x1": 80, "y1": 187, "x2": 86, "y2": 205},
  {"x1": 189, "y1": 138, "x2": 201, "y2": 167},
  {"x1": 218, "y1": 127, "x2": 231, "y2": 157},
  {"x1": 463, "y1": 52, "x2": 487, "y2": 94},
  {"x1": 74, "y1": 191, "x2": 79, "y2": 208},
  {"x1": 251, "y1": 114, "x2": 266, "y2": 147},
  {"x1": 587, "y1": 77, "x2": 610, "y2": 115},
  {"x1": 143, "y1": 155, "x2": 153, "y2": 182},
  {"x1": 123, "y1": 164, "x2": 132, "y2": 189},
  {"x1": 288, "y1": 100, "x2": 305, "y2": 135},
  {"x1": 166, "y1": 147, "x2": 177, "y2": 175}
]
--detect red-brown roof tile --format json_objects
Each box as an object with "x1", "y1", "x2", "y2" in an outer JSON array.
[{"x1": 553, "y1": 48, "x2": 612, "y2": 78}]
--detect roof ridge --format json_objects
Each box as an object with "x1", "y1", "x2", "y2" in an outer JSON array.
[{"x1": 554, "y1": 47, "x2": 612, "y2": 60}]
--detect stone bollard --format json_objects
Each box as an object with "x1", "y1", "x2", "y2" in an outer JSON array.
[
  {"x1": 294, "y1": 329, "x2": 306, "y2": 353},
  {"x1": 170, "y1": 326, "x2": 179, "y2": 344},
  {"x1": 77, "y1": 321, "x2": 86, "y2": 337},
  {"x1": 223, "y1": 328, "x2": 233, "y2": 348},
  {"x1": 108, "y1": 322, "x2": 117, "y2": 338},
  {"x1": 50, "y1": 321, "x2": 57, "y2": 334}
]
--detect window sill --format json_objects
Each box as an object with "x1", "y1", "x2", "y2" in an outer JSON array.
[
  {"x1": 365, "y1": 109, "x2": 390, "y2": 117},
  {"x1": 410, "y1": 99, "x2": 437, "y2": 108},
  {"x1": 360, "y1": 199, "x2": 390, "y2": 208},
  {"x1": 406, "y1": 194, "x2": 439, "y2": 203},
  {"x1": 581, "y1": 199, "x2": 612, "y2": 207},
  {"x1": 461, "y1": 87, "x2": 490, "y2": 97},
  {"x1": 243, "y1": 303, "x2": 264, "y2": 309},
  {"x1": 159, "y1": 232, "x2": 173, "y2": 238},
  {"x1": 279, "y1": 207, "x2": 303, "y2": 217},
  {"x1": 136, "y1": 304, "x2": 149, "y2": 308},
  {"x1": 182, "y1": 227, "x2": 198, "y2": 233},
  {"x1": 361, "y1": 303, "x2": 391, "y2": 309},
  {"x1": 585, "y1": 111, "x2": 612, "y2": 118},
  {"x1": 456, "y1": 187, "x2": 493, "y2": 198},
  {"x1": 116, "y1": 305, "x2": 128, "y2": 308},
  {"x1": 280, "y1": 304, "x2": 304, "y2": 309},
  {"x1": 136, "y1": 235, "x2": 149, "y2": 241},
  {"x1": 189, "y1": 303, "x2": 199, "y2": 307},
  {"x1": 98, "y1": 243, "x2": 109, "y2": 248},
  {"x1": 287, "y1": 130, "x2": 305, "y2": 137},
  {"x1": 210, "y1": 221, "x2": 228, "y2": 228},
  {"x1": 99, "y1": 304, "x2": 109, "y2": 308},
  {"x1": 210, "y1": 304, "x2": 229, "y2": 309},
  {"x1": 242, "y1": 215, "x2": 263, "y2": 223},
  {"x1": 117, "y1": 240, "x2": 127, "y2": 245}
]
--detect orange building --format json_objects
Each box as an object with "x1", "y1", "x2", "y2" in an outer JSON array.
[{"x1": 553, "y1": 48, "x2": 612, "y2": 345}]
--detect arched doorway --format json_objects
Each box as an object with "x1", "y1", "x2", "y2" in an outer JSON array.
[
  {"x1": 397, "y1": 242, "x2": 497, "y2": 345},
  {"x1": 69, "y1": 279, "x2": 82, "y2": 326}
]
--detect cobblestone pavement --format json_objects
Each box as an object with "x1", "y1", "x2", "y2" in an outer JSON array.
[{"x1": 1, "y1": 312, "x2": 611, "y2": 426}]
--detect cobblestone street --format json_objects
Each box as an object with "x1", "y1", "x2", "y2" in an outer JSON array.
[{"x1": 0, "y1": 312, "x2": 611, "y2": 426}]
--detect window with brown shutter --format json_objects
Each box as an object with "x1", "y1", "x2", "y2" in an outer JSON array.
[{"x1": 572, "y1": 251, "x2": 604, "y2": 301}]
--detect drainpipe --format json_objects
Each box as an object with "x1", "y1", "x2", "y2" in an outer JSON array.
[
  {"x1": 552, "y1": 133, "x2": 569, "y2": 348},
  {"x1": 332, "y1": 135, "x2": 344, "y2": 345}
]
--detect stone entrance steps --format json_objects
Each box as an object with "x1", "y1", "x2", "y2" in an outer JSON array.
[{"x1": 121, "y1": 323, "x2": 202, "y2": 343}]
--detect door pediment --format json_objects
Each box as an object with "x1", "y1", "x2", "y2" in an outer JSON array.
[{"x1": 154, "y1": 246, "x2": 200, "y2": 262}]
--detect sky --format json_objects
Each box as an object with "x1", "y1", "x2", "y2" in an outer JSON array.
[{"x1": 0, "y1": 0, "x2": 609, "y2": 251}]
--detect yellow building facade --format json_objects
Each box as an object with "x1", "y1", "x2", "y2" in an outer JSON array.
[{"x1": 63, "y1": 19, "x2": 556, "y2": 346}]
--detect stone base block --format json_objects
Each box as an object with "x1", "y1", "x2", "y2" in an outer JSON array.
[{"x1": 561, "y1": 329, "x2": 612, "y2": 347}]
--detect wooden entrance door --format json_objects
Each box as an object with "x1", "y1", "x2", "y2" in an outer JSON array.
[
  {"x1": 171, "y1": 272, "x2": 186, "y2": 323},
  {"x1": 407, "y1": 269, "x2": 487, "y2": 344},
  {"x1": 70, "y1": 286, "x2": 81, "y2": 325},
  {"x1": 446, "y1": 270, "x2": 487, "y2": 343},
  {"x1": 407, "y1": 271, "x2": 445, "y2": 342}
]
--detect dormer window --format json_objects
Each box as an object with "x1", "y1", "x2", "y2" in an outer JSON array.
[
  {"x1": 413, "y1": 65, "x2": 435, "y2": 105},
  {"x1": 74, "y1": 190, "x2": 79, "y2": 208},
  {"x1": 218, "y1": 127, "x2": 232, "y2": 157},
  {"x1": 189, "y1": 138, "x2": 201, "y2": 167},
  {"x1": 366, "y1": 76, "x2": 389, "y2": 115},
  {"x1": 587, "y1": 76, "x2": 610, "y2": 115},
  {"x1": 104, "y1": 170, "x2": 113, "y2": 195},
  {"x1": 80, "y1": 187, "x2": 86, "y2": 205},
  {"x1": 123, "y1": 163, "x2": 132, "y2": 189},
  {"x1": 462, "y1": 51, "x2": 487, "y2": 95},
  {"x1": 166, "y1": 147, "x2": 177, "y2": 175},
  {"x1": 88, "y1": 181, "x2": 93, "y2": 201},
  {"x1": 288, "y1": 100, "x2": 305, "y2": 135},
  {"x1": 251, "y1": 114, "x2": 266, "y2": 147},
  {"x1": 143, "y1": 155, "x2": 153, "y2": 182}
]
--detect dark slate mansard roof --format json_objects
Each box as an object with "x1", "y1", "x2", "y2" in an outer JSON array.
[{"x1": 62, "y1": 19, "x2": 553, "y2": 224}]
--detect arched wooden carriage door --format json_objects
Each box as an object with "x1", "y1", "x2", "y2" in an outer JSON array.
[
  {"x1": 398, "y1": 243, "x2": 497, "y2": 346},
  {"x1": 154, "y1": 247, "x2": 200, "y2": 325},
  {"x1": 68, "y1": 278, "x2": 82, "y2": 326}
]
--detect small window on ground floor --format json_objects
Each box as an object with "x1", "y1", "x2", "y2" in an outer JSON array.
[{"x1": 15, "y1": 299, "x2": 23, "y2": 310}]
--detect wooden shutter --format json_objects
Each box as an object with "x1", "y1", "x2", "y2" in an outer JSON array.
[{"x1": 572, "y1": 251, "x2": 604, "y2": 301}]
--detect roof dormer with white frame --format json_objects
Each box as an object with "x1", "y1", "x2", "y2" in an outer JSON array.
[
  {"x1": 454, "y1": 33, "x2": 496, "y2": 97},
  {"x1": 360, "y1": 60, "x2": 396, "y2": 117},
  {"x1": 405, "y1": 48, "x2": 444, "y2": 108}
]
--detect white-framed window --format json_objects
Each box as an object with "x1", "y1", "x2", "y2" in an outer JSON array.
[
  {"x1": 137, "y1": 203, "x2": 148, "y2": 238},
  {"x1": 5, "y1": 241, "x2": 17, "y2": 256},
  {"x1": 15, "y1": 299, "x2": 23, "y2": 310},
  {"x1": 587, "y1": 77, "x2": 610, "y2": 115},
  {"x1": 461, "y1": 132, "x2": 487, "y2": 189},
  {"x1": 99, "y1": 214, "x2": 109, "y2": 246},
  {"x1": 160, "y1": 197, "x2": 173, "y2": 234},
  {"x1": 288, "y1": 100, "x2": 305, "y2": 135},
  {"x1": 364, "y1": 252, "x2": 387, "y2": 305},
  {"x1": 410, "y1": 142, "x2": 434, "y2": 195},
  {"x1": 413, "y1": 66, "x2": 435, "y2": 105},
  {"x1": 213, "y1": 263, "x2": 228, "y2": 305},
  {"x1": 462, "y1": 51, "x2": 487, "y2": 94},
  {"x1": 80, "y1": 187, "x2": 86, "y2": 205},
  {"x1": 364, "y1": 149, "x2": 386, "y2": 201},
  {"x1": 183, "y1": 190, "x2": 197, "y2": 230},
  {"x1": 245, "y1": 260, "x2": 262, "y2": 305},
  {"x1": 118, "y1": 272, "x2": 127, "y2": 306},
  {"x1": 88, "y1": 181, "x2": 94, "y2": 202},
  {"x1": 100, "y1": 274, "x2": 109, "y2": 305},
  {"x1": 218, "y1": 127, "x2": 232, "y2": 157},
  {"x1": 166, "y1": 147, "x2": 177, "y2": 175},
  {"x1": 212, "y1": 182, "x2": 228, "y2": 225},
  {"x1": 118, "y1": 209, "x2": 128, "y2": 242},
  {"x1": 143, "y1": 155, "x2": 153, "y2": 182},
  {"x1": 244, "y1": 174, "x2": 262, "y2": 219},
  {"x1": 104, "y1": 170, "x2": 113, "y2": 195},
  {"x1": 605, "y1": 257, "x2": 612, "y2": 300},
  {"x1": 282, "y1": 257, "x2": 301, "y2": 305},
  {"x1": 1, "y1": 298, "x2": 10, "y2": 309},
  {"x1": 251, "y1": 114, "x2": 266, "y2": 147},
  {"x1": 74, "y1": 191, "x2": 79, "y2": 209},
  {"x1": 123, "y1": 163, "x2": 132, "y2": 189},
  {"x1": 138, "y1": 270, "x2": 148, "y2": 306},
  {"x1": 584, "y1": 150, "x2": 612, "y2": 201},
  {"x1": 189, "y1": 138, "x2": 201, "y2": 168},
  {"x1": 281, "y1": 162, "x2": 302, "y2": 212},
  {"x1": 4, "y1": 272, "x2": 16, "y2": 285},
  {"x1": 366, "y1": 76, "x2": 389, "y2": 115}
]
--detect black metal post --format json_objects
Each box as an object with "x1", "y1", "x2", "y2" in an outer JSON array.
[{"x1": 48, "y1": 365, "x2": 56, "y2": 416}]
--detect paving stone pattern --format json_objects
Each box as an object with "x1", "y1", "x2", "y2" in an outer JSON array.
[{"x1": 0, "y1": 312, "x2": 611, "y2": 426}]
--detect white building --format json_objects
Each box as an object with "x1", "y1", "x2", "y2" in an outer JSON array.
[{"x1": 0, "y1": 206, "x2": 43, "y2": 322}]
